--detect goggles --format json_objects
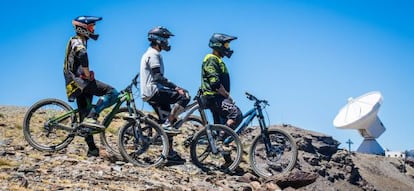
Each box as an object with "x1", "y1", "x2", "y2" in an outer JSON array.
[
  {"x1": 87, "y1": 24, "x2": 95, "y2": 33},
  {"x1": 224, "y1": 42, "x2": 230, "y2": 49}
]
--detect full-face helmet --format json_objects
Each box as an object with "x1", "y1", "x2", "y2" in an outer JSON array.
[
  {"x1": 148, "y1": 26, "x2": 174, "y2": 51},
  {"x1": 209, "y1": 33, "x2": 237, "y2": 58},
  {"x1": 72, "y1": 16, "x2": 102, "y2": 40}
]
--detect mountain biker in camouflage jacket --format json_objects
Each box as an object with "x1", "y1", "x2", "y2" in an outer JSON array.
[
  {"x1": 201, "y1": 33, "x2": 242, "y2": 130},
  {"x1": 63, "y1": 16, "x2": 119, "y2": 157}
]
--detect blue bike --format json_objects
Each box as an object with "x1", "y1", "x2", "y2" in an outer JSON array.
[{"x1": 190, "y1": 92, "x2": 297, "y2": 177}]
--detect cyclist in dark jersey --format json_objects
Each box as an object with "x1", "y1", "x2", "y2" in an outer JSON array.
[
  {"x1": 201, "y1": 33, "x2": 242, "y2": 130},
  {"x1": 63, "y1": 16, "x2": 119, "y2": 157}
]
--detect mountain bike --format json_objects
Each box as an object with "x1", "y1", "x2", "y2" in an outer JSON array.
[
  {"x1": 229, "y1": 92, "x2": 298, "y2": 177},
  {"x1": 23, "y1": 74, "x2": 169, "y2": 167},
  {"x1": 134, "y1": 92, "x2": 243, "y2": 172}
]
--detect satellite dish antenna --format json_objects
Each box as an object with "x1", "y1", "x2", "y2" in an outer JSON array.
[{"x1": 333, "y1": 91, "x2": 386, "y2": 155}]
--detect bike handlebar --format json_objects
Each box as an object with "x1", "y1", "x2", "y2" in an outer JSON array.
[
  {"x1": 132, "y1": 73, "x2": 139, "y2": 87},
  {"x1": 245, "y1": 92, "x2": 269, "y2": 106},
  {"x1": 121, "y1": 73, "x2": 140, "y2": 93}
]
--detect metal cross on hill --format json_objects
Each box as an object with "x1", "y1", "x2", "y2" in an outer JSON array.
[{"x1": 346, "y1": 139, "x2": 353, "y2": 152}]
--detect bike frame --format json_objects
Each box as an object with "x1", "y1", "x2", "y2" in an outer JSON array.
[
  {"x1": 147, "y1": 94, "x2": 209, "y2": 130},
  {"x1": 173, "y1": 101, "x2": 208, "y2": 128},
  {"x1": 48, "y1": 74, "x2": 140, "y2": 135},
  {"x1": 97, "y1": 75, "x2": 142, "y2": 132},
  {"x1": 225, "y1": 94, "x2": 273, "y2": 155}
]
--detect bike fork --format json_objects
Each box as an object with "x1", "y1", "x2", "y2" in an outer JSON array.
[
  {"x1": 206, "y1": 125, "x2": 218, "y2": 154},
  {"x1": 132, "y1": 119, "x2": 145, "y2": 143},
  {"x1": 261, "y1": 128, "x2": 274, "y2": 156}
]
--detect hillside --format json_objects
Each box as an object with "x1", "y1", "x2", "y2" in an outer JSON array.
[{"x1": 1, "y1": 105, "x2": 413, "y2": 191}]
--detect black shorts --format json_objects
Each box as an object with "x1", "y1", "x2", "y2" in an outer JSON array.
[
  {"x1": 82, "y1": 79, "x2": 115, "y2": 96},
  {"x1": 206, "y1": 95, "x2": 242, "y2": 128},
  {"x1": 148, "y1": 88, "x2": 190, "y2": 122},
  {"x1": 76, "y1": 79, "x2": 115, "y2": 119}
]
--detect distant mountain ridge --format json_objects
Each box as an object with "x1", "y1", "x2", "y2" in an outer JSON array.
[{"x1": 407, "y1": 150, "x2": 414, "y2": 158}]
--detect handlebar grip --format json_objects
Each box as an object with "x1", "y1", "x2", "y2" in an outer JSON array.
[
  {"x1": 133, "y1": 74, "x2": 139, "y2": 82},
  {"x1": 245, "y1": 92, "x2": 253, "y2": 100},
  {"x1": 132, "y1": 73, "x2": 140, "y2": 86},
  {"x1": 245, "y1": 92, "x2": 257, "y2": 101}
]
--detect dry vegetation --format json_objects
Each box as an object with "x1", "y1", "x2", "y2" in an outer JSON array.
[{"x1": 1, "y1": 105, "x2": 413, "y2": 190}]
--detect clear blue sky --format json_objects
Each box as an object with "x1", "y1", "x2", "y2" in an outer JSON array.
[{"x1": 1, "y1": 0, "x2": 413, "y2": 151}]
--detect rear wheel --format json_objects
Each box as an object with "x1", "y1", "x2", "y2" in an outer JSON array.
[
  {"x1": 100, "y1": 107, "x2": 138, "y2": 158},
  {"x1": 174, "y1": 115, "x2": 206, "y2": 158},
  {"x1": 190, "y1": 124, "x2": 243, "y2": 172},
  {"x1": 249, "y1": 129, "x2": 297, "y2": 178},
  {"x1": 23, "y1": 98, "x2": 76, "y2": 151},
  {"x1": 118, "y1": 116, "x2": 169, "y2": 167}
]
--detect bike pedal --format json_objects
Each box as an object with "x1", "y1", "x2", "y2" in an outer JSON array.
[
  {"x1": 183, "y1": 136, "x2": 193, "y2": 147},
  {"x1": 77, "y1": 127, "x2": 93, "y2": 137},
  {"x1": 122, "y1": 114, "x2": 137, "y2": 120},
  {"x1": 78, "y1": 132, "x2": 89, "y2": 137}
]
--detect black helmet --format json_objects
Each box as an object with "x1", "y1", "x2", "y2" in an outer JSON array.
[
  {"x1": 72, "y1": 16, "x2": 102, "y2": 40},
  {"x1": 148, "y1": 26, "x2": 174, "y2": 51},
  {"x1": 209, "y1": 33, "x2": 237, "y2": 58}
]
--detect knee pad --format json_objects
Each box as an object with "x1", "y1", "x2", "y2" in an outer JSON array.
[
  {"x1": 171, "y1": 103, "x2": 185, "y2": 119},
  {"x1": 95, "y1": 89, "x2": 119, "y2": 113},
  {"x1": 179, "y1": 91, "x2": 191, "y2": 106}
]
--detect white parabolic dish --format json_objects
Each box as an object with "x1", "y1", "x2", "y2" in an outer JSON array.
[{"x1": 333, "y1": 91, "x2": 383, "y2": 129}]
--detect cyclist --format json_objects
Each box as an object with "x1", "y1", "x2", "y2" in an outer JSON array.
[
  {"x1": 63, "y1": 16, "x2": 119, "y2": 157},
  {"x1": 200, "y1": 33, "x2": 243, "y2": 130},
  {"x1": 140, "y1": 26, "x2": 190, "y2": 163}
]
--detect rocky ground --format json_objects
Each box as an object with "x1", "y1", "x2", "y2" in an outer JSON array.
[{"x1": 1, "y1": 105, "x2": 413, "y2": 191}]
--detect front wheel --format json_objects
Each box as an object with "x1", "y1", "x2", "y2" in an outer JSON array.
[
  {"x1": 190, "y1": 124, "x2": 243, "y2": 172},
  {"x1": 118, "y1": 116, "x2": 169, "y2": 168},
  {"x1": 249, "y1": 129, "x2": 298, "y2": 178},
  {"x1": 23, "y1": 98, "x2": 76, "y2": 151}
]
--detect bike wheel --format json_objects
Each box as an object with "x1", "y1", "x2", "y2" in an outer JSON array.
[
  {"x1": 190, "y1": 124, "x2": 242, "y2": 172},
  {"x1": 100, "y1": 107, "x2": 137, "y2": 158},
  {"x1": 23, "y1": 98, "x2": 76, "y2": 151},
  {"x1": 249, "y1": 129, "x2": 298, "y2": 178},
  {"x1": 182, "y1": 115, "x2": 205, "y2": 134},
  {"x1": 118, "y1": 117, "x2": 169, "y2": 167},
  {"x1": 177, "y1": 115, "x2": 205, "y2": 149}
]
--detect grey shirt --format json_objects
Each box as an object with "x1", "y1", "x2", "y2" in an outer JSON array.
[{"x1": 140, "y1": 47, "x2": 164, "y2": 100}]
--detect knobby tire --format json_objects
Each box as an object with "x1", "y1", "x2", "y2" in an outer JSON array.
[
  {"x1": 23, "y1": 98, "x2": 76, "y2": 152},
  {"x1": 249, "y1": 128, "x2": 298, "y2": 178},
  {"x1": 190, "y1": 124, "x2": 243, "y2": 172}
]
